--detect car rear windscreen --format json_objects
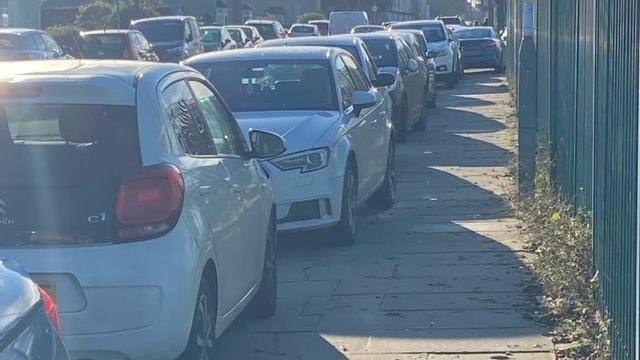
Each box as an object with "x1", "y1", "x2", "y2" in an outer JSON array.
[
  {"x1": 455, "y1": 29, "x2": 494, "y2": 39},
  {"x1": 291, "y1": 26, "x2": 315, "y2": 33},
  {"x1": 393, "y1": 24, "x2": 447, "y2": 42},
  {"x1": 251, "y1": 23, "x2": 277, "y2": 40},
  {"x1": 0, "y1": 104, "x2": 141, "y2": 246},
  {"x1": 362, "y1": 39, "x2": 398, "y2": 68},
  {"x1": 202, "y1": 29, "x2": 221, "y2": 44},
  {"x1": 80, "y1": 34, "x2": 128, "y2": 59},
  {"x1": 193, "y1": 60, "x2": 338, "y2": 112},
  {"x1": 133, "y1": 21, "x2": 184, "y2": 43},
  {"x1": 0, "y1": 34, "x2": 34, "y2": 50}
]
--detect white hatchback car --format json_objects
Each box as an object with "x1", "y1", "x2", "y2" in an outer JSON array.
[
  {"x1": 0, "y1": 60, "x2": 285, "y2": 359},
  {"x1": 185, "y1": 47, "x2": 397, "y2": 245}
]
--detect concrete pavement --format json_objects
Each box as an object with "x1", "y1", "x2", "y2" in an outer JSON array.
[{"x1": 214, "y1": 71, "x2": 553, "y2": 359}]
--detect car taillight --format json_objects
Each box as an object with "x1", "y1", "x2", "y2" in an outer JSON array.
[
  {"x1": 38, "y1": 287, "x2": 61, "y2": 331},
  {"x1": 116, "y1": 163, "x2": 184, "y2": 241}
]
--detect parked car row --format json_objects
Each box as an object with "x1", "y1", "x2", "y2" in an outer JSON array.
[{"x1": 0, "y1": 13, "x2": 503, "y2": 360}]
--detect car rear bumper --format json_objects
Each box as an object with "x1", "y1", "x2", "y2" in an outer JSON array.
[
  {"x1": 462, "y1": 54, "x2": 500, "y2": 68},
  {"x1": 0, "y1": 225, "x2": 199, "y2": 360}
]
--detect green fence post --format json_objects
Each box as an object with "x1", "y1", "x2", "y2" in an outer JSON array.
[{"x1": 518, "y1": 0, "x2": 537, "y2": 195}]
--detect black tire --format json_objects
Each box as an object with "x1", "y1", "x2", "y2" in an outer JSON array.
[
  {"x1": 428, "y1": 90, "x2": 437, "y2": 109},
  {"x1": 333, "y1": 163, "x2": 358, "y2": 246},
  {"x1": 395, "y1": 98, "x2": 408, "y2": 143},
  {"x1": 180, "y1": 277, "x2": 216, "y2": 360},
  {"x1": 413, "y1": 93, "x2": 428, "y2": 132},
  {"x1": 252, "y1": 213, "x2": 277, "y2": 318},
  {"x1": 368, "y1": 140, "x2": 397, "y2": 210}
]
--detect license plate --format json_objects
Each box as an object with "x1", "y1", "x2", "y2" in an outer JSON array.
[{"x1": 37, "y1": 281, "x2": 56, "y2": 301}]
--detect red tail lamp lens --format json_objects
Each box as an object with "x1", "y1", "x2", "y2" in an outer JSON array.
[{"x1": 38, "y1": 287, "x2": 61, "y2": 331}]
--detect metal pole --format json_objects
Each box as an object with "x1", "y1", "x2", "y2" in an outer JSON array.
[{"x1": 517, "y1": 0, "x2": 537, "y2": 195}]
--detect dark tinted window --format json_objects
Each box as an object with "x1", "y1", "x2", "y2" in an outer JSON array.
[
  {"x1": 311, "y1": 22, "x2": 328, "y2": 34},
  {"x1": 362, "y1": 39, "x2": 398, "y2": 68},
  {"x1": 133, "y1": 21, "x2": 184, "y2": 43},
  {"x1": 0, "y1": 34, "x2": 35, "y2": 50},
  {"x1": 291, "y1": 26, "x2": 315, "y2": 33},
  {"x1": 162, "y1": 81, "x2": 215, "y2": 156},
  {"x1": 80, "y1": 34, "x2": 128, "y2": 59},
  {"x1": 227, "y1": 28, "x2": 244, "y2": 43},
  {"x1": 193, "y1": 60, "x2": 338, "y2": 112},
  {"x1": 342, "y1": 55, "x2": 370, "y2": 91},
  {"x1": 455, "y1": 29, "x2": 494, "y2": 39},
  {"x1": 250, "y1": 23, "x2": 277, "y2": 40},
  {"x1": 202, "y1": 29, "x2": 221, "y2": 43}
]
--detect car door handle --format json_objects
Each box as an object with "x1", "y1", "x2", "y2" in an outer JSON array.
[
  {"x1": 232, "y1": 184, "x2": 242, "y2": 194},
  {"x1": 198, "y1": 185, "x2": 212, "y2": 196}
]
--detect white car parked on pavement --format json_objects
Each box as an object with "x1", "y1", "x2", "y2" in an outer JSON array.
[
  {"x1": 0, "y1": 60, "x2": 285, "y2": 360},
  {"x1": 184, "y1": 47, "x2": 397, "y2": 245}
]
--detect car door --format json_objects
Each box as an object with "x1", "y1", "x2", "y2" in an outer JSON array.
[
  {"x1": 342, "y1": 54, "x2": 388, "y2": 194},
  {"x1": 187, "y1": 80, "x2": 267, "y2": 306},
  {"x1": 396, "y1": 38, "x2": 422, "y2": 123},
  {"x1": 160, "y1": 79, "x2": 251, "y2": 313},
  {"x1": 336, "y1": 55, "x2": 376, "y2": 199}
]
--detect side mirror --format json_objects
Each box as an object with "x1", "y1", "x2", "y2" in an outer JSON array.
[
  {"x1": 352, "y1": 90, "x2": 377, "y2": 116},
  {"x1": 407, "y1": 59, "x2": 419, "y2": 73},
  {"x1": 249, "y1": 129, "x2": 287, "y2": 159},
  {"x1": 426, "y1": 50, "x2": 437, "y2": 59},
  {"x1": 61, "y1": 45, "x2": 73, "y2": 55},
  {"x1": 224, "y1": 39, "x2": 231, "y2": 45},
  {"x1": 372, "y1": 73, "x2": 395, "y2": 88}
]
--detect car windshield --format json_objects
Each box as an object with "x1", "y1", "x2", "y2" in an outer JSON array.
[
  {"x1": 80, "y1": 34, "x2": 128, "y2": 59},
  {"x1": 133, "y1": 21, "x2": 183, "y2": 43},
  {"x1": 394, "y1": 24, "x2": 447, "y2": 42},
  {"x1": 251, "y1": 23, "x2": 277, "y2": 40},
  {"x1": 291, "y1": 26, "x2": 314, "y2": 33},
  {"x1": 0, "y1": 34, "x2": 33, "y2": 50},
  {"x1": 202, "y1": 29, "x2": 221, "y2": 43},
  {"x1": 362, "y1": 39, "x2": 397, "y2": 67},
  {"x1": 311, "y1": 22, "x2": 328, "y2": 34},
  {"x1": 192, "y1": 60, "x2": 338, "y2": 112},
  {"x1": 455, "y1": 29, "x2": 494, "y2": 39}
]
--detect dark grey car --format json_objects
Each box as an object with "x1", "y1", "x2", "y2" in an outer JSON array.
[
  {"x1": 130, "y1": 16, "x2": 203, "y2": 62},
  {"x1": 0, "y1": 259, "x2": 69, "y2": 359},
  {"x1": 0, "y1": 28, "x2": 72, "y2": 61}
]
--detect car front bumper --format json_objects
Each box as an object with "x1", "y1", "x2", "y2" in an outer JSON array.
[
  {"x1": 263, "y1": 161, "x2": 345, "y2": 233},
  {"x1": 1, "y1": 224, "x2": 200, "y2": 360}
]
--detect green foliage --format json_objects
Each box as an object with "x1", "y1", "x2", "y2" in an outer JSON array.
[
  {"x1": 298, "y1": 12, "x2": 326, "y2": 23},
  {"x1": 510, "y1": 149, "x2": 611, "y2": 359},
  {"x1": 75, "y1": 1, "x2": 115, "y2": 30},
  {"x1": 113, "y1": 0, "x2": 160, "y2": 28}
]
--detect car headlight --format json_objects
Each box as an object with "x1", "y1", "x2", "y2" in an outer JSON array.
[{"x1": 271, "y1": 148, "x2": 329, "y2": 173}]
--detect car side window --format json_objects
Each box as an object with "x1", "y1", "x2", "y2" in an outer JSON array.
[
  {"x1": 336, "y1": 56, "x2": 356, "y2": 110},
  {"x1": 41, "y1": 34, "x2": 61, "y2": 53},
  {"x1": 136, "y1": 33, "x2": 151, "y2": 51},
  {"x1": 395, "y1": 39, "x2": 408, "y2": 69},
  {"x1": 162, "y1": 80, "x2": 216, "y2": 156},
  {"x1": 361, "y1": 45, "x2": 379, "y2": 82},
  {"x1": 188, "y1": 81, "x2": 245, "y2": 157},
  {"x1": 32, "y1": 34, "x2": 46, "y2": 51},
  {"x1": 189, "y1": 20, "x2": 200, "y2": 40},
  {"x1": 342, "y1": 55, "x2": 370, "y2": 91},
  {"x1": 184, "y1": 22, "x2": 193, "y2": 41}
]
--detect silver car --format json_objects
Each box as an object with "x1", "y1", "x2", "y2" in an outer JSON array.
[
  {"x1": 184, "y1": 47, "x2": 397, "y2": 246},
  {"x1": 0, "y1": 28, "x2": 72, "y2": 61}
]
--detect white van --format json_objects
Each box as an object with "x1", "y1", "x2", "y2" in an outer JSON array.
[{"x1": 329, "y1": 11, "x2": 369, "y2": 35}]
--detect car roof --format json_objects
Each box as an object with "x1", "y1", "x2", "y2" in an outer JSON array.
[
  {"x1": 200, "y1": 26, "x2": 222, "y2": 30},
  {"x1": 308, "y1": 20, "x2": 329, "y2": 23},
  {"x1": 455, "y1": 26, "x2": 493, "y2": 31},
  {"x1": 392, "y1": 20, "x2": 443, "y2": 27},
  {"x1": 0, "y1": 28, "x2": 42, "y2": 35},
  {"x1": 261, "y1": 35, "x2": 362, "y2": 47},
  {"x1": 354, "y1": 25, "x2": 383, "y2": 28},
  {"x1": 352, "y1": 32, "x2": 399, "y2": 40},
  {"x1": 185, "y1": 46, "x2": 343, "y2": 65},
  {"x1": 81, "y1": 29, "x2": 134, "y2": 35},
  {"x1": 246, "y1": 19, "x2": 278, "y2": 24},
  {"x1": 291, "y1": 23, "x2": 316, "y2": 27},
  {"x1": 0, "y1": 60, "x2": 187, "y2": 88},
  {"x1": 131, "y1": 16, "x2": 195, "y2": 24}
]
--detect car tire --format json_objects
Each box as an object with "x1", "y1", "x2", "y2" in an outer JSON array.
[
  {"x1": 413, "y1": 93, "x2": 428, "y2": 132},
  {"x1": 333, "y1": 163, "x2": 358, "y2": 247},
  {"x1": 179, "y1": 277, "x2": 216, "y2": 360},
  {"x1": 395, "y1": 98, "x2": 409, "y2": 143},
  {"x1": 367, "y1": 140, "x2": 397, "y2": 210},
  {"x1": 252, "y1": 213, "x2": 277, "y2": 318},
  {"x1": 428, "y1": 90, "x2": 437, "y2": 109}
]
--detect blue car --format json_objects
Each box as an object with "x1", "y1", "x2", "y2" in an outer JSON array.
[
  {"x1": 454, "y1": 26, "x2": 504, "y2": 72},
  {"x1": 0, "y1": 259, "x2": 69, "y2": 359}
]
